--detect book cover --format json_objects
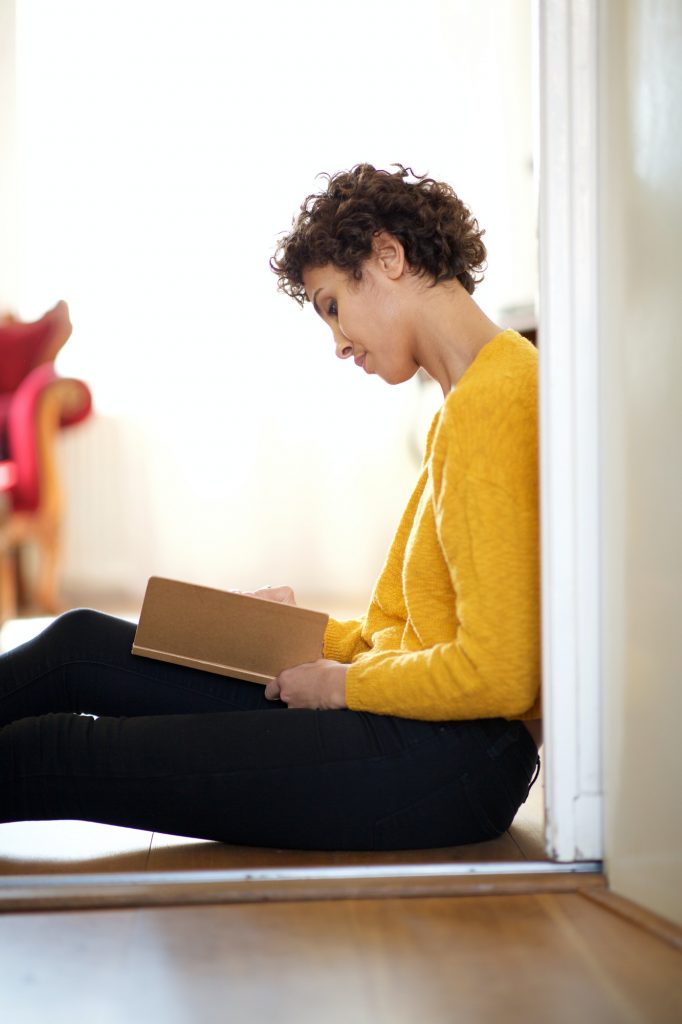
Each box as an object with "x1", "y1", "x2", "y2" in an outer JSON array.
[{"x1": 132, "y1": 576, "x2": 329, "y2": 685}]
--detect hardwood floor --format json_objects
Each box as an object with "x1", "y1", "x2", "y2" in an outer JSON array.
[
  {"x1": 1, "y1": 891, "x2": 680, "y2": 1023},
  {"x1": 2, "y1": 616, "x2": 679, "y2": 1021}
]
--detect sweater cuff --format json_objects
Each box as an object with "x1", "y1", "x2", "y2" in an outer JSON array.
[
  {"x1": 344, "y1": 660, "x2": 369, "y2": 712},
  {"x1": 323, "y1": 617, "x2": 357, "y2": 662}
]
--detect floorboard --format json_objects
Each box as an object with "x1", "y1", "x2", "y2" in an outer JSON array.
[
  {"x1": 1, "y1": 892, "x2": 679, "y2": 1023},
  {"x1": 0, "y1": 821, "x2": 153, "y2": 875}
]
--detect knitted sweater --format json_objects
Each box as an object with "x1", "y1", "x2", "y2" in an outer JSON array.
[{"x1": 323, "y1": 329, "x2": 542, "y2": 722}]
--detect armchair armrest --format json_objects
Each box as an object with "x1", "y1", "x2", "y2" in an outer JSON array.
[
  {"x1": 6, "y1": 363, "x2": 93, "y2": 513},
  {"x1": 0, "y1": 461, "x2": 18, "y2": 493}
]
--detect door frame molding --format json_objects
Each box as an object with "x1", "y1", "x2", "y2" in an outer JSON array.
[{"x1": 537, "y1": 0, "x2": 603, "y2": 860}]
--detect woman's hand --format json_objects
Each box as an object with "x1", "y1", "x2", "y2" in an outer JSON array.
[
  {"x1": 264, "y1": 660, "x2": 348, "y2": 710},
  {"x1": 233, "y1": 585, "x2": 297, "y2": 606}
]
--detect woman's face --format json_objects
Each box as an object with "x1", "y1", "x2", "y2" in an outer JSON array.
[{"x1": 302, "y1": 259, "x2": 420, "y2": 386}]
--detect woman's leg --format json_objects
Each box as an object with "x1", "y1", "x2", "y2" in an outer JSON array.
[
  {"x1": 0, "y1": 608, "x2": 281, "y2": 725},
  {"x1": 0, "y1": 691, "x2": 539, "y2": 850}
]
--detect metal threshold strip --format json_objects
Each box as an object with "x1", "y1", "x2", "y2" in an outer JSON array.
[{"x1": 0, "y1": 860, "x2": 604, "y2": 913}]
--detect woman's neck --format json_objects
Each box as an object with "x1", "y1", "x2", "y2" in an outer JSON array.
[{"x1": 410, "y1": 280, "x2": 503, "y2": 398}]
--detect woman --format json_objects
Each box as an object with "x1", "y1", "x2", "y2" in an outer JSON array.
[{"x1": 0, "y1": 164, "x2": 541, "y2": 851}]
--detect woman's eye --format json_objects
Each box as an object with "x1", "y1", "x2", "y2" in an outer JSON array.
[{"x1": 327, "y1": 300, "x2": 338, "y2": 317}]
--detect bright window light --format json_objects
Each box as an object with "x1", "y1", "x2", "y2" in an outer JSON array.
[{"x1": 14, "y1": 0, "x2": 536, "y2": 603}]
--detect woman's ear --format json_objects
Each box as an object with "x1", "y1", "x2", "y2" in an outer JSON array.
[{"x1": 371, "y1": 231, "x2": 406, "y2": 280}]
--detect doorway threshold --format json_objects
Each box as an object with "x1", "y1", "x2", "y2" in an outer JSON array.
[{"x1": 0, "y1": 859, "x2": 604, "y2": 913}]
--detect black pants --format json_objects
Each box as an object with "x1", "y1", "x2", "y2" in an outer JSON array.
[{"x1": 0, "y1": 609, "x2": 540, "y2": 850}]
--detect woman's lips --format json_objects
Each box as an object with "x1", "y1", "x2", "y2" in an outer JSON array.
[{"x1": 354, "y1": 353, "x2": 366, "y2": 369}]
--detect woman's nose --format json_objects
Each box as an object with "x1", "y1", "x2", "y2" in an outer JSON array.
[{"x1": 335, "y1": 339, "x2": 353, "y2": 360}]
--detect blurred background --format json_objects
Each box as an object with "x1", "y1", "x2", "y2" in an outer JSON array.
[{"x1": 0, "y1": 0, "x2": 536, "y2": 621}]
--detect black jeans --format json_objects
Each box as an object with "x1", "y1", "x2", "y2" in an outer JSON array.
[{"x1": 0, "y1": 609, "x2": 540, "y2": 850}]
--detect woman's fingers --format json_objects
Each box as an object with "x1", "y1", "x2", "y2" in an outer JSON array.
[
  {"x1": 229, "y1": 585, "x2": 298, "y2": 608},
  {"x1": 266, "y1": 661, "x2": 348, "y2": 709},
  {"x1": 250, "y1": 585, "x2": 297, "y2": 605},
  {"x1": 264, "y1": 677, "x2": 282, "y2": 700}
]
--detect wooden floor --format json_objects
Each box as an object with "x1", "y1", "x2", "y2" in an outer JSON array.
[
  {"x1": 6, "y1": 763, "x2": 680, "y2": 1024},
  {"x1": 2, "y1": 616, "x2": 680, "y2": 1021},
  {"x1": 1, "y1": 890, "x2": 680, "y2": 1023}
]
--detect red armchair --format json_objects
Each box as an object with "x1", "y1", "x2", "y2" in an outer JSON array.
[{"x1": 0, "y1": 301, "x2": 92, "y2": 619}]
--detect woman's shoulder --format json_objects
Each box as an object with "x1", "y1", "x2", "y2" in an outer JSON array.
[
  {"x1": 431, "y1": 330, "x2": 539, "y2": 472},
  {"x1": 441, "y1": 329, "x2": 536, "y2": 416}
]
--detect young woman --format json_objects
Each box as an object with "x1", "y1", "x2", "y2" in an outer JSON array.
[{"x1": 0, "y1": 164, "x2": 541, "y2": 851}]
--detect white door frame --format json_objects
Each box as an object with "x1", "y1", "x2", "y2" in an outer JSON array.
[{"x1": 537, "y1": 0, "x2": 603, "y2": 861}]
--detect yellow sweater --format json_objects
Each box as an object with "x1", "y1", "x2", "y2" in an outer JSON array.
[{"x1": 323, "y1": 329, "x2": 541, "y2": 723}]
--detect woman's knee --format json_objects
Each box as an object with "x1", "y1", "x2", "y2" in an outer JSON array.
[
  {"x1": 45, "y1": 608, "x2": 134, "y2": 656},
  {"x1": 51, "y1": 607, "x2": 107, "y2": 637}
]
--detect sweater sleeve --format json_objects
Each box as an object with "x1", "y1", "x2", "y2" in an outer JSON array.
[
  {"x1": 322, "y1": 440, "x2": 436, "y2": 667},
  {"x1": 344, "y1": 411, "x2": 541, "y2": 721},
  {"x1": 323, "y1": 616, "x2": 369, "y2": 663}
]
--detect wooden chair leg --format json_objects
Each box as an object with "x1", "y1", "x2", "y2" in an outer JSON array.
[
  {"x1": 0, "y1": 546, "x2": 18, "y2": 624},
  {"x1": 15, "y1": 545, "x2": 31, "y2": 610},
  {"x1": 34, "y1": 523, "x2": 61, "y2": 615}
]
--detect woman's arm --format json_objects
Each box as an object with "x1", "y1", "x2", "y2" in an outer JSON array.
[
  {"x1": 343, "y1": 475, "x2": 541, "y2": 720},
  {"x1": 344, "y1": 369, "x2": 542, "y2": 722}
]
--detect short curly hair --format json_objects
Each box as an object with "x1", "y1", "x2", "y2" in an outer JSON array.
[{"x1": 270, "y1": 163, "x2": 487, "y2": 306}]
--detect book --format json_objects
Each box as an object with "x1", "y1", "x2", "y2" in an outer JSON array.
[{"x1": 131, "y1": 576, "x2": 329, "y2": 685}]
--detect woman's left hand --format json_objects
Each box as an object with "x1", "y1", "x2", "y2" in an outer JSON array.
[{"x1": 264, "y1": 659, "x2": 348, "y2": 710}]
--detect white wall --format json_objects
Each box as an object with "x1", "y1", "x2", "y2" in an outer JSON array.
[
  {"x1": 11, "y1": 0, "x2": 535, "y2": 612},
  {"x1": 600, "y1": 0, "x2": 682, "y2": 926}
]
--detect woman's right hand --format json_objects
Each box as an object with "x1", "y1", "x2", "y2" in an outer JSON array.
[{"x1": 234, "y1": 585, "x2": 297, "y2": 606}]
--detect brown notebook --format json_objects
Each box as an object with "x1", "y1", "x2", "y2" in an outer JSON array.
[{"x1": 131, "y1": 576, "x2": 329, "y2": 685}]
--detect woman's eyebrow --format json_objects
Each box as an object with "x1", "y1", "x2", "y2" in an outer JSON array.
[{"x1": 312, "y1": 288, "x2": 323, "y2": 316}]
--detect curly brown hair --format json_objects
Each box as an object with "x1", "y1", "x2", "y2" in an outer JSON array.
[{"x1": 270, "y1": 163, "x2": 487, "y2": 306}]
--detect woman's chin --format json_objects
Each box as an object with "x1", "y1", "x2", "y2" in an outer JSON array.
[{"x1": 385, "y1": 365, "x2": 420, "y2": 386}]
